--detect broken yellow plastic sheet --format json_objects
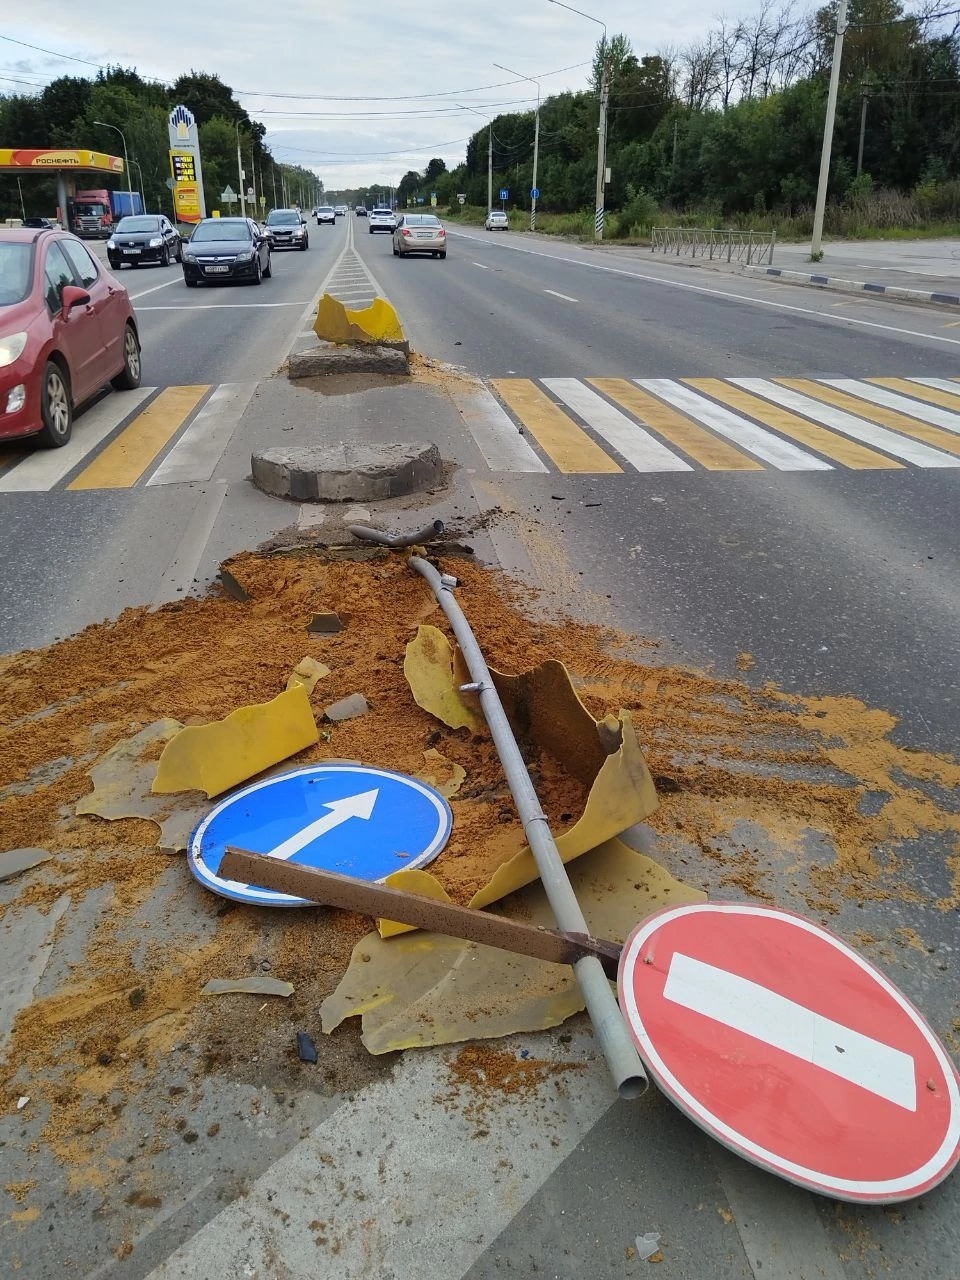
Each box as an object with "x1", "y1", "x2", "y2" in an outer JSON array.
[
  {"x1": 151, "y1": 685, "x2": 319, "y2": 799},
  {"x1": 321, "y1": 837, "x2": 704, "y2": 1053},
  {"x1": 313, "y1": 293, "x2": 405, "y2": 346},
  {"x1": 387, "y1": 629, "x2": 659, "y2": 934},
  {"x1": 76, "y1": 719, "x2": 209, "y2": 852}
]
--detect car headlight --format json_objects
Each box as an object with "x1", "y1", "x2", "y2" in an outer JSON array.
[
  {"x1": 149, "y1": 237, "x2": 163, "y2": 248},
  {"x1": 182, "y1": 250, "x2": 196, "y2": 262},
  {"x1": 0, "y1": 332, "x2": 28, "y2": 369},
  {"x1": 106, "y1": 238, "x2": 116, "y2": 250},
  {"x1": 234, "y1": 250, "x2": 255, "y2": 263}
]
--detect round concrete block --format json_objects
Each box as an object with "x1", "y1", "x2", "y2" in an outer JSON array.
[{"x1": 251, "y1": 441, "x2": 443, "y2": 502}]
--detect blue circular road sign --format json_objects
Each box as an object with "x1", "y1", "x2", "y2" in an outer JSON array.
[
  {"x1": 189, "y1": 764, "x2": 453, "y2": 907},
  {"x1": 531, "y1": 188, "x2": 540, "y2": 199}
]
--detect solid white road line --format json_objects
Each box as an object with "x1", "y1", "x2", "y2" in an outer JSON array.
[
  {"x1": 664, "y1": 952, "x2": 917, "y2": 1109},
  {"x1": 826, "y1": 380, "x2": 960, "y2": 435},
  {"x1": 147, "y1": 382, "x2": 257, "y2": 485},
  {"x1": 543, "y1": 378, "x2": 693, "y2": 472},
  {"x1": 0, "y1": 388, "x2": 154, "y2": 493},
  {"x1": 472, "y1": 262, "x2": 490, "y2": 269},
  {"x1": 150, "y1": 480, "x2": 229, "y2": 608},
  {"x1": 638, "y1": 379, "x2": 833, "y2": 471},
  {"x1": 734, "y1": 379, "x2": 960, "y2": 468},
  {"x1": 543, "y1": 289, "x2": 578, "y2": 302},
  {"x1": 449, "y1": 384, "x2": 548, "y2": 472},
  {"x1": 145, "y1": 1037, "x2": 614, "y2": 1280}
]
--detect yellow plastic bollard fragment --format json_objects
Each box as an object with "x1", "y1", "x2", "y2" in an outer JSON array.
[
  {"x1": 313, "y1": 294, "x2": 405, "y2": 346},
  {"x1": 151, "y1": 685, "x2": 319, "y2": 799}
]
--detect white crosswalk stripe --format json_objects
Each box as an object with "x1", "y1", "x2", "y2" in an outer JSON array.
[
  {"x1": 826, "y1": 380, "x2": 960, "y2": 435},
  {"x1": 544, "y1": 377, "x2": 692, "y2": 472},
  {"x1": 147, "y1": 382, "x2": 257, "y2": 485}
]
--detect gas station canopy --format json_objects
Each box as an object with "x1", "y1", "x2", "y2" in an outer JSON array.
[{"x1": 0, "y1": 149, "x2": 124, "y2": 174}]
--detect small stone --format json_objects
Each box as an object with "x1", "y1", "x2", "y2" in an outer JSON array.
[
  {"x1": 323, "y1": 694, "x2": 370, "y2": 723},
  {"x1": 182, "y1": 1131, "x2": 199, "y2": 1144}
]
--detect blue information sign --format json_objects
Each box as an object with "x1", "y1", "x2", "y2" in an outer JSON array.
[
  {"x1": 499, "y1": 188, "x2": 509, "y2": 200},
  {"x1": 531, "y1": 187, "x2": 540, "y2": 199},
  {"x1": 189, "y1": 764, "x2": 453, "y2": 907}
]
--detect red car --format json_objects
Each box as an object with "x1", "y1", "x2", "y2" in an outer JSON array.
[{"x1": 0, "y1": 226, "x2": 141, "y2": 447}]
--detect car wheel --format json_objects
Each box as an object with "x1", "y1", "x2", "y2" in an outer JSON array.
[
  {"x1": 185, "y1": 277, "x2": 197, "y2": 288},
  {"x1": 108, "y1": 258, "x2": 120, "y2": 270},
  {"x1": 111, "y1": 323, "x2": 142, "y2": 391},
  {"x1": 393, "y1": 244, "x2": 399, "y2": 256},
  {"x1": 301, "y1": 238, "x2": 308, "y2": 250},
  {"x1": 160, "y1": 246, "x2": 170, "y2": 267},
  {"x1": 263, "y1": 253, "x2": 272, "y2": 278},
  {"x1": 175, "y1": 241, "x2": 183, "y2": 262},
  {"x1": 439, "y1": 251, "x2": 447, "y2": 259},
  {"x1": 38, "y1": 361, "x2": 72, "y2": 448},
  {"x1": 251, "y1": 256, "x2": 263, "y2": 286}
]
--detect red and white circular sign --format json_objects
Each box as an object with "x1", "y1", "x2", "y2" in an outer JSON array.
[{"x1": 618, "y1": 902, "x2": 960, "y2": 1203}]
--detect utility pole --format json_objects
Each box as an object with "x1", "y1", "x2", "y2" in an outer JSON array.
[
  {"x1": 811, "y1": 0, "x2": 848, "y2": 258},
  {"x1": 856, "y1": 89, "x2": 870, "y2": 176},
  {"x1": 672, "y1": 118, "x2": 679, "y2": 169},
  {"x1": 494, "y1": 62, "x2": 541, "y2": 230},
  {"x1": 488, "y1": 124, "x2": 494, "y2": 213},
  {"x1": 235, "y1": 122, "x2": 246, "y2": 217}
]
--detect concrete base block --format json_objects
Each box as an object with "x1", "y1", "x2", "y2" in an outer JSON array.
[
  {"x1": 287, "y1": 344, "x2": 409, "y2": 379},
  {"x1": 251, "y1": 441, "x2": 443, "y2": 502}
]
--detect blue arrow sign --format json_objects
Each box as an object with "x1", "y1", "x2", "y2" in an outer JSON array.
[
  {"x1": 499, "y1": 188, "x2": 509, "y2": 200},
  {"x1": 531, "y1": 187, "x2": 540, "y2": 199},
  {"x1": 188, "y1": 764, "x2": 453, "y2": 906}
]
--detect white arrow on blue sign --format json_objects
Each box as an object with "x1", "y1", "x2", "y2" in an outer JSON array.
[
  {"x1": 499, "y1": 189, "x2": 509, "y2": 200},
  {"x1": 531, "y1": 188, "x2": 540, "y2": 199},
  {"x1": 189, "y1": 764, "x2": 453, "y2": 906}
]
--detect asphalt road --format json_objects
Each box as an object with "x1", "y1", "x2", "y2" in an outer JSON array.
[{"x1": 1, "y1": 218, "x2": 958, "y2": 1279}]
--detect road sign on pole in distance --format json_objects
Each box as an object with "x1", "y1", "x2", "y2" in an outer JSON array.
[
  {"x1": 189, "y1": 764, "x2": 453, "y2": 907},
  {"x1": 499, "y1": 188, "x2": 509, "y2": 200},
  {"x1": 618, "y1": 902, "x2": 960, "y2": 1204},
  {"x1": 531, "y1": 187, "x2": 540, "y2": 199}
]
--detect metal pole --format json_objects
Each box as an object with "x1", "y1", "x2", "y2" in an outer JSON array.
[
  {"x1": 546, "y1": 0, "x2": 608, "y2": 242},
  {"x1": 236, "y1": 123, "x2": 246, "y2": 218},
  {"x1": 408, "y1": 556, "x2": 648, "y2": 1100},
  {"x1": 857, "y1": 92, "x2": 869, "y2": 176},
  {"x1": 488, "y1": 124, "x2": 493, "y2": 215},
  {"x1": 811, "y1": 0, "x2": 848, "y2": 258},
  {"x1": 93, "y1": 121, "x2": 133, "y2": 217},
  {"x1": 494, "y1": 63, "x2": 541, "y2": 230}
]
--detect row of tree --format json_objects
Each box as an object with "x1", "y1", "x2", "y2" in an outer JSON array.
[{"x1": 0, "y1": 69, "x2": 319, "y2": 222}]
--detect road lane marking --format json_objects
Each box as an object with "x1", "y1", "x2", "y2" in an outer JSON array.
[
  {"x1": 151, "y1": 481, "x2": 229, "y2": 608},
  {"x1": 147, "y1": 382, "x2": 257, "y2": 485},
  {"x1": 544, "y1": 378, "x2": 693, "y2": 472},
  {"x1": 664, "y1": 952, "x2": 917, "y2": 1110},
  {"x1": 0, "y1": 389, "x2": 154, "y2": 493},
  {"x1": 126, "y1": 276, "x2": 185, "y2": 300},
  {"x1": 134, "y1": 302, "x2": 310, "y2": 310},
  {"x1": 543, "y1": 289, "x2": 578, "y2": 302},
  {"x1": 735, "y1": 379, "x2": 960, "y2": 467},
  {"x1": 827, "y1": 378, "x2": 960, "y2": 436},
  {"x1": 903, "y1": 376, "x2": 960, "y2": 406},
  {"x1": 491, "y1": 380, "x2": 622, "y2": 473},
  {"x1": 686, "y1": 379, "x2": 902, "y2": 470},
  {"x1": 445, "y1": 383, "x2": 548, "y2": 472},
  {"x1": 68, "y1": 385, "x2": 210, "y2": 490},
  {"x1": 638, "y1": 380, "x2": 832, "y2": 471},
  {"x1": 779, "y1": 379, "x2": 960, "y2": 459},
  {"x1": 590, "y1": 378, "x2": 763, "y2": 471},
  {"x1": 471, "y1": 262, "x2": 490, "y2": 269}
]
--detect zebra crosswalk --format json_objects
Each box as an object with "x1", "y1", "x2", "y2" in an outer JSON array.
[
  {"x1": 2, "y1": 374, "x2": 959, "y2": 493},
  {"x1": 480, "y1": 375, "x2": 960, "y2": 475}
]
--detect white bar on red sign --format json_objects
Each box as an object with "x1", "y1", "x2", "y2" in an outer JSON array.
[{"x1": 663, "y1": 952, "x2": 917, "y2": 1112}]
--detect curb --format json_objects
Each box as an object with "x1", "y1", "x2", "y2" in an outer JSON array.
[
  {"x1": 251, "y1": 441, "x2": 443, "y2": 502},
  {"x1": 287, "y1": 344, "x2": 410, "y2": 379},
  {"x1": 742, "y1": 264, "x2": 960, "y2": 309}
]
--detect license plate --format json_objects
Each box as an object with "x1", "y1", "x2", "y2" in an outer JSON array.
[
  {"x1": 204, "y1": 265, "x2": 230, "y2": 274},
  {"x1": 415, "y1": 232, "x2": 434, "y2": 239},
  {"x1": 122, "y1": 249, "x2": 140, "y2": 255}
]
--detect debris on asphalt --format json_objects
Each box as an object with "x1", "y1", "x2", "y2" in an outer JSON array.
[
  {"x1": 202, "y1": 976, "x2": 294, "y2": 997},
  {"x1": 16, "y1": 1095, "x2": 29, "y2": 1110},
  {"x1": 635, "y1": 1232, "x2": 662, "y2": 1261},
  {"x1": 152, "y1": 684, "x2": 320, "y2": 798},
  {"x1": 323, "y1": 693, "x2": 370, "y2": 723},
  {"x1": 307, "y1": 611, "x2": 345, "y2": 634},
  {"x1": 297, "y1": 1031, "x2": 319, "y2": 1063},
  {"x1": 217, "y1": 567, "x2": 251, "y2": 602},
  {"x1": 417, "y1": 747, "x2": 466, "y2": 799},
  {"x1": 286, "y1": 655, "x2": 331, "y2": 693},
  {"x1": 0, "y1": 847, "x2": 52, "y2": 882}
]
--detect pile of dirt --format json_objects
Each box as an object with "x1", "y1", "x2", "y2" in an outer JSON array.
[{"x1": 1, "y1": 547, "x2": 958, "y2": 1175}]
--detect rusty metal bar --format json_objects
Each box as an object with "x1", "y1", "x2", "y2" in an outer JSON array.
[{"x1": 220, "y1": 846, "x2": 622, "y2": 979}]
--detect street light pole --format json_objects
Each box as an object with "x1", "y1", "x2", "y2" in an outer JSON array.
[
  {"x1": 494, "y1": 62, "x2": 541, "y2": 230},
  {"x1": 811, "y1": 0, "x2": 848, "y2": 259},
  {"x1": 459, "y1": 103, "x2": 494, "y2": 212},
  {"x1": 130, "y1": 158, "x2": 145, "y2": 211},
  {"x1": 93, "y1": 120, "x2": 134, "y2": 216},
  {"x1": 546, "y1": 0, "x2": 608, "y2": 242},
  {"x1": 235, "y1": 122, "x2": 247, "y2": 218}
]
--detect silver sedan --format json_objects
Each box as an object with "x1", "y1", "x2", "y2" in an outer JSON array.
[{"x1": 392, "y1": 213, "x2": 447, "y2": 259}]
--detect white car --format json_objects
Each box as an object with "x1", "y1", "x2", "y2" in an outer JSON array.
[
  {"x1": 485, "y1": 211, "x2": 509, "y2": 230},
  {"x1": 368, "y1": 208, "x2": 397, "y2": 234},
  {"x1": 315, "y1": 206, "x2": 336, "y2": 225}
]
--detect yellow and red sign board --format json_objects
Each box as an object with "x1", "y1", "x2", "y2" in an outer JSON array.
[
  {"x1": 0, "y1": 149, "x2": 123, "y2": 173},
  {"x1": 173, "y1": 181, "x2": 202, "y2": 225}
]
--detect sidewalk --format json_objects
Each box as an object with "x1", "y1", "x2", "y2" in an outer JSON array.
[{"x1": 743, "y1": 237, "x2": 960, "y2": 306}]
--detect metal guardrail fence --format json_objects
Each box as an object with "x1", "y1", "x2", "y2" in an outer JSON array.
[{"x1": 650, "y1": 226, "x2": 776, "y2": 266}]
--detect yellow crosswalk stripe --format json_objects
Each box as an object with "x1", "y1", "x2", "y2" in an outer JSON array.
[
  {"x1": 870, "y1": 378, "x2": 960, "y2": 412},
  {"x1": 687, "y1": 379, "x2": 902, "y2": 470},
  {"x1": 67, "y1": 385, "x2": 211, "y2": 490},
  {"x1": 777, "y1": 379, "x2": 960, "y2": 460},
  {"x1": 589, "y1": 379, "x2": 763, "y2": 470},
  {"x1": 491, "y1": 379, "x2": 622, "y2": 474}
]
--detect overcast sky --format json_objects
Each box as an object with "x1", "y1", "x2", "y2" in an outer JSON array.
[{"x1": 5, "y1": 2, "x2": 756, "y2": 191}]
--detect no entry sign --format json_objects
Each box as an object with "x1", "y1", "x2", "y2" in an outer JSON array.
[{"x1": 618, "y1": 902, "x2": 960, "y2": 1203}]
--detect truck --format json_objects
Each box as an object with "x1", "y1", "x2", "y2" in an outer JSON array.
[{"x1": 66, "y1": 188, "x2": 144, "y2": 238}]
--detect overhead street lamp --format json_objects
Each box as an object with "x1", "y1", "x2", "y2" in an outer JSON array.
[
  {"x1": 92, "y1": 120, "x2": 134, "y2": 216},
  {"x1": 458, "y1": 103, "x2": 493, "y2": 214},
  {"x1": 129, "y1": 157, "x2": 145, "y2": 212},
  {"x1": 235, "y1": 121, "x2": 247, "y2": 217},
  {"x1": 494, "y1": 62, "x2": 541, "y2": 231},
  {"x1": 545, "y1": 0, "x2": 609, "y2": 242}
]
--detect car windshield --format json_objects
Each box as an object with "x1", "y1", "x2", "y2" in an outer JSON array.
[
  {"x1": 116, "y1": 217, "x2": 161, "y2": 233},
  {"x1": 191, "y1": 222, "x2": 252, "y2": 242},
  {"x1": 318, "y1": 208, "x2": 334, "y2": 214},
  {"x1": 267, "y1": 211, "x2": 300, "y2": 225},
  {"x1": 405, "y1": 215, "x2": 440, "y2": 227},
  {"x1": 0, "y1": 242, "x2": 34, "y2": 305}
]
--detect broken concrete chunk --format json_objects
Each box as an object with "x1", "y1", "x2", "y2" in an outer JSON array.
[
  {"x1": 307, "y1": 612, "x2": 345, "y2": 635},
  {"x1": 323, "y1": 694, "x2": 370, "y2": 723},
  {"x1": 286, "y1": 656, "x2": 331, "y2": 694},
  {"x1": 202, "y1": 976, "x2": 294, "y2": 998},
  {"x1": 218, "y1": 568, "x2": 251, "y2": 602},
  {"x1": 0, "y1": 848, "x2": 53, "y2": 883},
  {"x1": 152, "y1": 685, "x2": 319, "y2": 799}
]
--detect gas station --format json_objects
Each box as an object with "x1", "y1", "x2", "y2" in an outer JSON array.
[{"x1": 0, "y1": 148, "x2": 125, "y2": 226}]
